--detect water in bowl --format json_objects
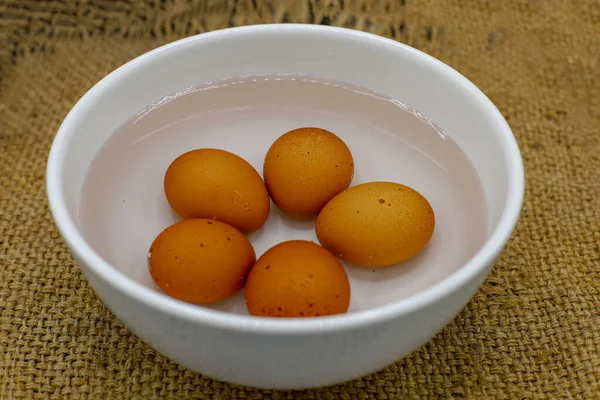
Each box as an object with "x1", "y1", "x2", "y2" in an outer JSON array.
[{"x1": 79, "y1": 74, "x2": 488, "y2": 315}]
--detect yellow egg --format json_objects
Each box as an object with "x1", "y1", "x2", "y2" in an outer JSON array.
[
  {"x1": 148, "y1": 218, "x2": 256, "y2": 304},
  {"x1": 316, "y1": 182, "x2": 435, "y2": 267},
  {"x1": 263, "y1": 127, "x2": 354, "y2": 220},
  {"x1": 164, "y1": 148, "x2": 270, "y2": 234}
]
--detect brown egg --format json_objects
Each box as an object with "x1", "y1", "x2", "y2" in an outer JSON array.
[
  {"x1": 263, "y1": 127, "x2": 354, "y2": 219},
  {"x1": 245, "y1": 240, "x2": 351, "y2": 318},
  {"x1": 148, "y1": 218, "x2": 256, "y2": 304},
  {"x1": 316, "y1": 182, "x2": 435, "y2": 267},
  {"x1": 164, "y1": 148, "x2": 270, "y2": 234}
]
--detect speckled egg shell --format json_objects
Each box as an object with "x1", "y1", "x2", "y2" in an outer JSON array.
[
  {"x1": 164, "y1": 148, "x2": 270, "y2": 234},
  {"x1": 148, "y1": 218, "x2": 256, "y2": 304},
  {"x1": 263, "y1": 127, "x2": 354, "y2": 220},
  {"x1": 316, "y1": 181, "x2": 435, "y2": 267},
  {"x1": 244, "y1": 240, "x2": 351, "y2": 317}
]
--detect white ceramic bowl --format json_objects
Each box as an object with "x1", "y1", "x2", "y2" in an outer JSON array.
[{"x1": 46, "y1": 24, "x2": 524, "y2": 389}]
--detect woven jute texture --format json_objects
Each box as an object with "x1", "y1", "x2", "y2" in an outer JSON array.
[{"x1": 1, "y1": 0, "x2": 599, "y2": 399}]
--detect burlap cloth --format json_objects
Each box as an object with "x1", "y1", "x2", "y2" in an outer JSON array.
[{"x1": 1, "y1": 0, "x2": 599, "y2": 398}]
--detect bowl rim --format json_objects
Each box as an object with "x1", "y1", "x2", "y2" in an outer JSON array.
[{"x1": 46, "y1": 23, "x2": 524, "y2": 335}]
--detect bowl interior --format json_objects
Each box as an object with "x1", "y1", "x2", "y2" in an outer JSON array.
[{"x1": 50, "y1": 25, "x2": 519, "y2": 318}]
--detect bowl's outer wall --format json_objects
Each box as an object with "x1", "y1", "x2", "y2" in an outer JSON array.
[
  {"x1": 76, "y1": 251, "x2": 497, "y2": 389},
  {"x1": 48, "y1": 25, "x2": 522, "y2": 390}
]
